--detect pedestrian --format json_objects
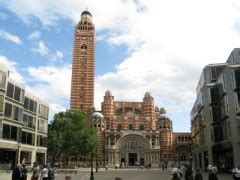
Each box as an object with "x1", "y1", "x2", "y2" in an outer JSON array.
[
  {"x1": 12, "y1": 164, "x2": 22, "y2": 180},
  {"x1": 21, "y1": 164, "x2": 28, "y2": 180},
  {"x1": 40, "y1": 165, "x2": 48, "y2": 180},
  {"x1": 171, "y1": 167, "x2": 183, "y2": 180},
  {"x1": 232, "y1": 165, "x2": 240, "y2": 180},
  {"x1": 184, "y1": 165, "x2": 193, "y2": 180},
  {"x1": 194, "y1": 168, "x2": 203, "y2": 180},
  {"x1": 208, "y1": 166, "x2": 218, "y2": 180},
  {"x1": 31, "y1": 162, "x2": 40, "y2": 180}
]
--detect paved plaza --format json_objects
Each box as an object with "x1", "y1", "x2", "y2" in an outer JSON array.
[{"x1": 0, "y1": 168, "x2": 233, "y2": 180}]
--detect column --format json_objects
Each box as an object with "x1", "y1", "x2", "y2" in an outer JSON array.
[
  {"x1": 31, "y1": 149, "x2": 36, "y2": 167},
  {"x1": 150, "y1": 136, "x2": 152, "y2": 148}
]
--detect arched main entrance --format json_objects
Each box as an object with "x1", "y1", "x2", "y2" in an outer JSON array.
[{"x1": 115, "y1": 134, "x2": 150, "y2": 166}]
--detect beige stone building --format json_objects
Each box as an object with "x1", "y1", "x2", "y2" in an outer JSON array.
[
  {"x1": 70, "y1": 10, "x2": 191, "y2": 167},
  {"x1": 0, "y1": 63, "x2": 49, "y2": 169}
]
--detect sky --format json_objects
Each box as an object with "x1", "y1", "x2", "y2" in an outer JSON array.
[{"x1": 1, "y1": 0, "x2": 240, "y2": 132}]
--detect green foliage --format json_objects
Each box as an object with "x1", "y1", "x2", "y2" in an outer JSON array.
[{"x1": 48, "y1": 109, "x2": 99, "y2": 160}]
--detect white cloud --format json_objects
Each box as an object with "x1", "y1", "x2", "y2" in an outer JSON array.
[
  {"x1": 0, "y1": 29, "x2": 22, "y2": 44},
  {"x1": 26, "y1": 64, "x2": 72, "y2": 119},
  {"x1": 3, "y1": 0, "x2": 240, "y2": 130},
  {"x1": 31, "y1": 41, "x2": 49, "y2": 56},
  {"x1": 28, "y1": 31, "x2": 41, "y2": 40},
  {"x1": 0, "y1": 55, "x2": 24, "y2": 83},
  {"x1": 51, "y1": 51, "x2": 63, "y2": 62}
]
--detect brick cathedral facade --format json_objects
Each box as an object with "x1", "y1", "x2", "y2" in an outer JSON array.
[{"x1": 71, "y1": 10, "x2": 191, "y2": 167}]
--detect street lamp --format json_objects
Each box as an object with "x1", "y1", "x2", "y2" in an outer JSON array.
[{"x1": 90, "y1": 153, "x2": 94, "y2": 180}]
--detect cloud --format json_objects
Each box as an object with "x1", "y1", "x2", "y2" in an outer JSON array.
[
  {"x1": 0, "y1": 29, "x2": 22, "y2": 44},
  {"x1": 26, "y1": 64, "x2": 72, "y2": 119},
  {"x1": 2, "y1": 0, "x2": 240, "y2": 130},
  {"x1": 0, "y1": 55, "x2": 24, "y2": 83},
  {"x1": 31, "y1": 41, "x2": 49, "y2": 56},
  {"x1": 50, "y1": 51, "x2": 63, "y2": 62},
  {"x1": 28, "y1": 31, "x2": 41, "y2": 40}
]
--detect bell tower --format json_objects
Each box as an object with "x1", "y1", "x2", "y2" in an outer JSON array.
[{"x1": 70, "y1": 10, "x2": 95, "y2": 113}]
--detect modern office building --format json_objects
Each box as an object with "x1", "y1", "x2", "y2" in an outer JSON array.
[
  {"x1": 0, "y1": 63, "x2": 49, "y2": 170},
  {"x1": 70, "y1": 10, "x2": 191, "y2": 167},
  {"x1": 191, "y1": 48, "x2": 240, "y2": 171}
]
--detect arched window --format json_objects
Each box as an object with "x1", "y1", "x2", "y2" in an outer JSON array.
[
  {"x1": 178, "y1": 136, "x2": 181, "y2": 142},
  {"x1": 182, "y1": 136, "x2": 184, "y2": 142},
  {"x1": 81, "y1": 44, "x2": 87, "y2": 50},
  {"x1": 139, "y1": 124, "x2": 145, "y2": 131},
  {"x1": 128, "y1": 124, "x2": 133, "y2": 131},
  {"x1": 117, "y1": 124, "x2": 122, "y2": 131}
]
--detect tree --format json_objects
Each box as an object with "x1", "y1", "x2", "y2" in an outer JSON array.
[{"x1": 47, "y1": 109, "x2": 99, "y2": 165}]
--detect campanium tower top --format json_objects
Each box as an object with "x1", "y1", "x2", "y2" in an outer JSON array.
[{"x1": 70, "y1": 10, "x2": 95, "y2": 112}]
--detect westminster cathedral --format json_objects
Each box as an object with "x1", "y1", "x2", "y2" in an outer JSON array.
[{"x1": 70, "y1": 10, "x2": 191, "y2": 167}]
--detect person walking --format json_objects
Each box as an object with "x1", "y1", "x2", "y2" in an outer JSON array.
[
  {"x1": 194, "y1": 168, "x2": 203, "y2": 180},
  {"x1": 208, "y1": 166, "x2": 218, "y2": 180},
  {"x1": 171, "y1": 167, "x2": 183, "y2": 180},
  {"x1": 21, "y1": 164, "x2": 28, "y2": 180},
  {"x1": 12, "y1": 164, "x2": 22, "y2": 180},
  {"x1": 31, "y1": 162, "x2": 40, "y2": 180},
  {"x1": 232, "y1": 165, "x2": 240, "y2": 180},
  {"x1": 40, "y1": 165, "x2": 48, "y2": 180}
]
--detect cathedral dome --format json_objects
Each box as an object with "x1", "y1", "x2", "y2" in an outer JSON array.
[
  {"x1": 158, "y1": 114, "x2": 170, "y2": 121},
  {"x1": 144, "y1": 91, "x2": 151, "y2": 98},
  {"x1": 105, "y1": 90, "x2": 113, "y2": 96},
  {"x1": 159, "y1": 107, "x2": 166, "y2": 114},
  {"x1": 92, "y1": 112, "x2": 104, "y2": 120},
  {"x1": 81, "y1": 10, "x2": 92, "y2": 17}
]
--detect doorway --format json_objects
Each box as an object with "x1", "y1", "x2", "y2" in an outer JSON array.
[{"x1": 128, "y1": 153, "x2": 137, "y2": 166}]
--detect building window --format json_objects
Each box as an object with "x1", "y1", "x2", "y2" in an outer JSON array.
[
  {"x1": 6, "y1": 82, "x2": 14, "y2": 98},
  {"x1": 139, "y1": 124, "x2": 145, "y2": 131},
  {"x1": 128, "y1": 124, "x2": 133, "y2": 131},
  {"x1": 24, "y1": 97, "x2": 37, "y2": 113},
  {"x1": 2, "y1": 124, "x2": 17, "y2": 141},
  {"x1": 117, "y1": 124, "x2": 122, "y2": 131},
  {"x1": 14, "y1": 86, "x2": 21, "y2": 101},
  {"x1": 14, "y1": 106, "x2": 19, "y2": 121},
  {"x1": 81, "y1": 44, "x2": 87, "y2": 50},
  {"x1": 2, "y1": 124, "x2": 10, "y2": 139},
  {"x1": 10, "y1": 126, "x2": 17, "y2": 140},
  {"x1": 37, "y1": 135, "x2": 47, "y2": 147},
  {"x1": 234, "y1": 70, "x2": 240, "y2": 88},
  {"x1": 4, "y1": 102, "x2": 12, "y2": 118},
  {"x1": 24, "y1": 97, "x2": 29, "y2": 109},
  {"x1": 22, "y1": 113, "x2": 36, "y2": 129},
  {"x1": 22, "y1": 131, "x2": 36, "y2": 145}
]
